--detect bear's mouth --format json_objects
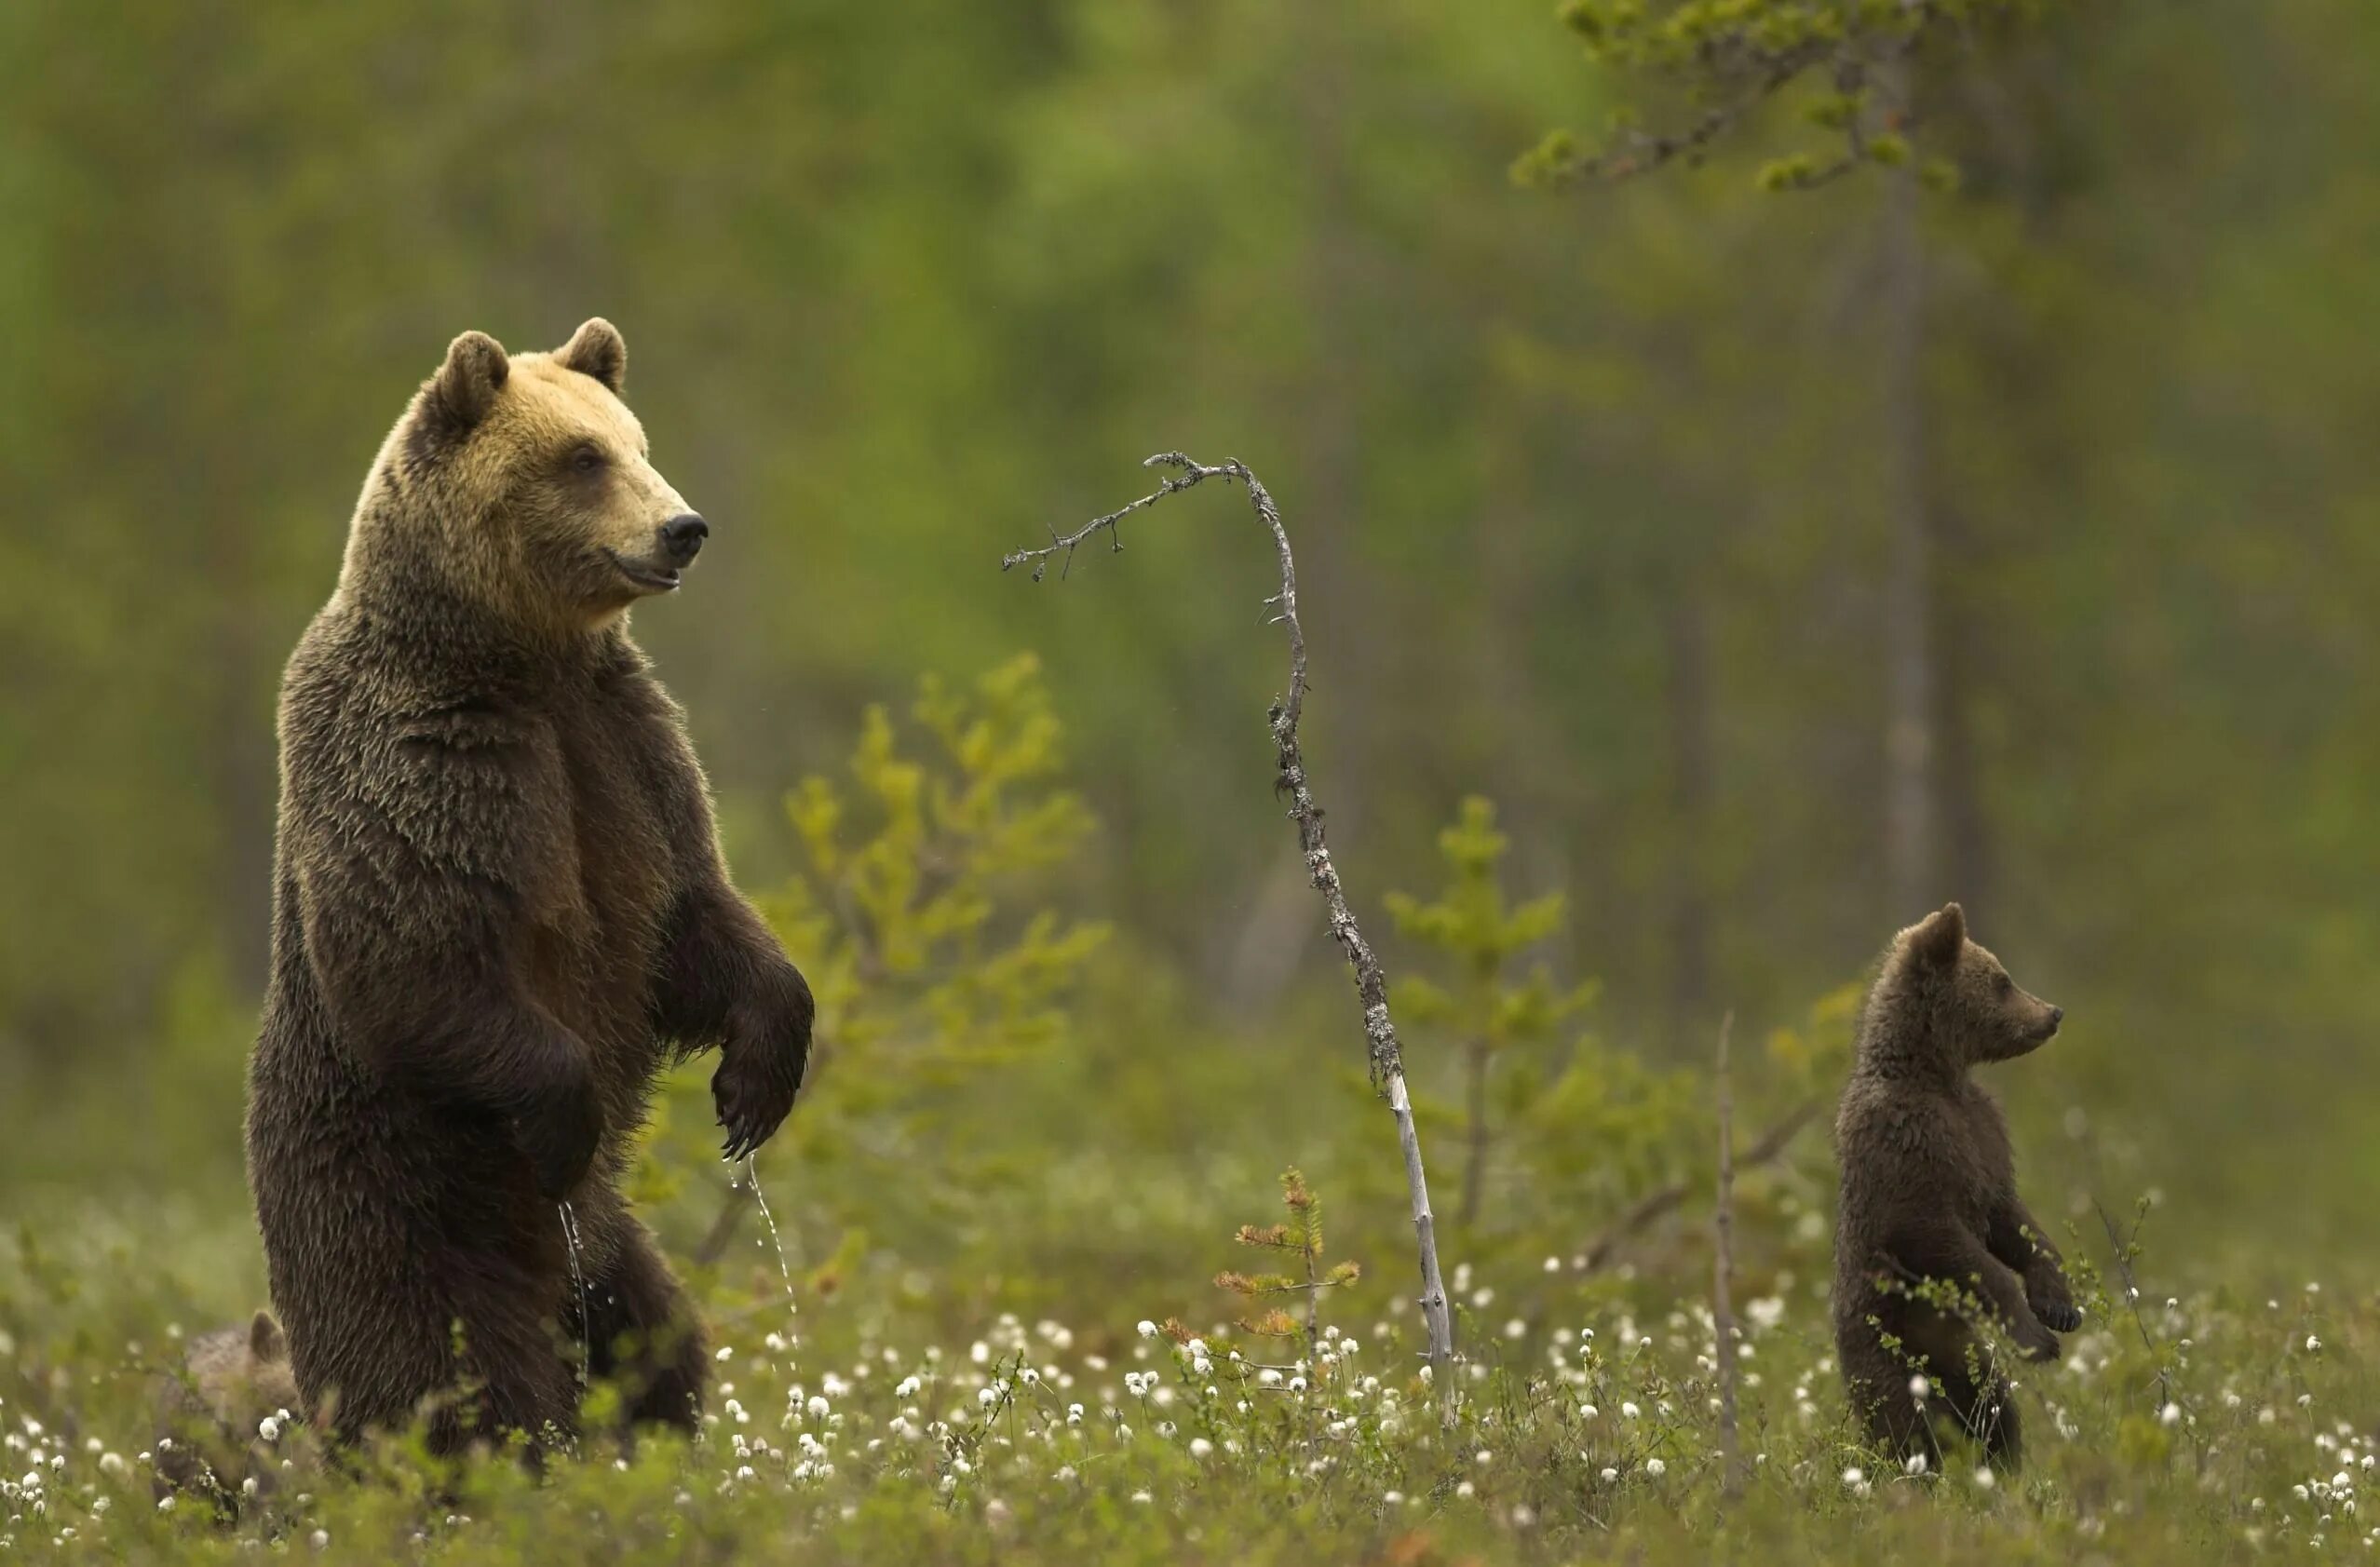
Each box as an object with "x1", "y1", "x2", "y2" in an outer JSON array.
[{"x1": 604, "y1": 550, "x2": 683, "y2": 593}]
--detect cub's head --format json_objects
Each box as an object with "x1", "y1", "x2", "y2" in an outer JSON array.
[
  {"x1": 1886, "y1": 901, "x2": 2063, "y2": 1066},
  {"x1": 154, "y1": 1311, "x2": 306, "y2": 1507},
  {"x1": 358, "y1": 318, "x2": 707, "y2": 634}
]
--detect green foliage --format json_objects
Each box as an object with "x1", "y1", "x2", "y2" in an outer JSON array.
[
  {"x1": 1524, "y1": 0, "x2": 2049, "y2": 190},
  {"x1": 6, "y1": 1181, "x2": 2375, "y2": 1565},
  {"x1": 641, "y1": 655, "x2": 1108, "y2": 1247}
]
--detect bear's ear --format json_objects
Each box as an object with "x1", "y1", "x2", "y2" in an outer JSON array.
[
  {"x1": 249, "y1": 1310, "x2": 287, "y2": 1364},
  {"x1": 422, "y1": 330, "x2": 509, "y2": 439},
  {"x1": 555, "y1": 317, "x2": 626, "y2": 394},
  {"x1": 1910, "y1": 901, "x2": 1967, "y2": 969}
]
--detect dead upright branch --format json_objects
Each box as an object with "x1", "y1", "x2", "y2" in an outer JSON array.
[
  {"x1": 1002, "y1": 453, "x2": 1457, "y2": 1393},
  {"x1": 1712, "y1": 1010, "x2": 1744, "y2": 1500}
]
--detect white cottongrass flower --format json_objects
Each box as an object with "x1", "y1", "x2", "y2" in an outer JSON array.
[
  {"x1": 1843, "y1": 1466, "x2": 1866, "y2": 1487},
  {"x1": 1621, "y1": 1401, "x2": 1642, "y2": 1420},
  {"x1": 1973, "y1": 1466, "x2": 1997, "y2": 1492},
  {"x1": 1189, "y1": 1437, "x2": 1213, "y2": 1458},
  {"x1": 1137, "y1": 1320, "x2": 1158, "y2": 1339},
  {"x1": 2160, "y1": 1402, "x2": 2183, "y2": 1426},
  {"x1": 1645, "y1": 1457, "x2": 1667, "y2": 1478},
  {"x1": 1905, "y1": 1453, "x2": 1928, "y2": 1476},
  {"x1": 1599, "y1": 1466, "x2": 1619, "y2": 1481}
]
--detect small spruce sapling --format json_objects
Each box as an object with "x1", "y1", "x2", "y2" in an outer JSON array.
[
  {"x1": 1385, "y1": 797, "x2": 1595, "y2": 1231},
  {"x1": 649, "y1": 655, "x2": 1111, "y2": 1270},
  {"x1": 1214, "y1": 1168, "x2": 1362, "y2": 1380}
]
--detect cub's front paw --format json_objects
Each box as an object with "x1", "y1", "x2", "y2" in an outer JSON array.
[
  {"x1": 2034, "y1": 1297, "x2": 2084, "y2": 1333},
  {"x1": 713, "y1": 969, "x2": 812, "y2": 1162},
  {"x1": 2014, "y1": 1316, "x2": 2063, "y2": 1363},
  {"x1": 517, "y1": 1059, "x2": 604, "y2": 1201}
]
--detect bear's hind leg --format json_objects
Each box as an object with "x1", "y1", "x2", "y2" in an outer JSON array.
[
  {"x1": 580, "y1": 1219, "x2": 707, "y2": 1434},
  {"x1": 435, "y1": 1263, "x2": 582, "y2": 1460},
  {"x1": 1852, "y1": 1371, "x2": 1945, "y2": 1472}
]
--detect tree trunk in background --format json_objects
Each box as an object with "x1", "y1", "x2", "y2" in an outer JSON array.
[
  {"x1": 1935, "y1": 507, "x2": 1995, "y2": 921},
  {"x1": 1292, "y1": 22, "x2": 1381, "y2": 840},
  {"x1": 1665, "y1": 585, "x2": 1714, "y2": 1042},
  {"x1": 1879, "y1": 155, "x2": 1939, "y2": 921}
]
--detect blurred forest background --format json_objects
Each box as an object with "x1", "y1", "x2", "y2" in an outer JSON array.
[{"x1": 1, "y1": 0, "x2": 2374, "y2": 1277}]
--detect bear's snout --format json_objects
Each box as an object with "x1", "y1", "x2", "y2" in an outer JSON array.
[{"x1": 659, "y1": 513, "x2": 708, "y2": 565}]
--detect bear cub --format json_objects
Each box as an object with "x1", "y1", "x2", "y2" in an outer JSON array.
[
  {"x1": 153, "y1": 1311, "x2": 306, "y2": 1513},
  {"x1": 1832, "y1": 901, "x2": 2080, "y2": 1469}
]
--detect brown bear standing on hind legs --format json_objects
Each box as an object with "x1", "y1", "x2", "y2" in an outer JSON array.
[
  {"x1": 247, "y1": 320, "x2": 813, "y2": 1455},
  {"x1": 1832, "y1": 902, "x2": 2080, "y2": 1470}
]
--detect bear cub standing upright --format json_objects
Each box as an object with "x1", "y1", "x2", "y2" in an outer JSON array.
[
  {"x1": 247, "y1": 319, "x2": 813, "y2": 1454},
  {"x1": 1832, "y1": 901, "x2": 2079, "y2": 1469}
]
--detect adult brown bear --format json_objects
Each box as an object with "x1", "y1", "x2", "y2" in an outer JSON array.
[{"x1": 247, "y1": 320, "x2": 811, "y2": 1454}]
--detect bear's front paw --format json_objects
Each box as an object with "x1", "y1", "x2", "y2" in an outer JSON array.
[
  {"x1": 712, "y1": 973, "x2": 811, "y2": 1162},
  {"x1": 2014, "y1": 1316, "x2": 2063, "y2": 1362},
  {"x1": 517, "y1": 1061, "x2": 604, "y2": 1201}
]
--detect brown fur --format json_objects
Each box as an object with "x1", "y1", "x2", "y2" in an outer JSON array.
[
  {"x1": 153, "y1": 1312, "x2": 305, "y2": 1512},
  {"x1": 246, "y1": 320, "x2": 812, "y2": 1456},
  {"x1": 1832, "y1": 902, "x2": 2078, "y2": 1469}
]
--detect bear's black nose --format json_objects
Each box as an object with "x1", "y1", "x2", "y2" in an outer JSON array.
[
  {"x1": 2047, "y1": 1006, "x2": 2064, "y2": 1029},
  {"x1": 660, "y1": 514, "x2": 709, "y2": 563}
]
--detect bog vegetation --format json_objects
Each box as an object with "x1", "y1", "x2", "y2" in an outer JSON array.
[{"x1": 4, "y1": 664, "x2": 2373, "y2": 1563}]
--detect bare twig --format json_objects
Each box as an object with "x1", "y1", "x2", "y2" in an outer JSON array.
[
  {"x1": 1002, "y1": 453, "x2": 1458, "y2": 1397},
  {"x1": 1711, "y1": 1011, "x2": 1743, "y2": 1500},
  {"x1": 2094, "y1": 1198, "x2": 2178, "y2": 1412},
  {"x1": 1572, "y1": 1097, "x2": 1820, "y2": 1274},
  {"x1": 694, "y1": 1177, "x2": 758, "y2": 1267}
]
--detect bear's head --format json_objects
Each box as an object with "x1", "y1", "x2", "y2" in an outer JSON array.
[
  {"x1": 350, "y1": 318, "x2": 706, "y2": 637},
  {"x1": 1882, "y1": 901, "x2": 2063, "y2": 1068}
]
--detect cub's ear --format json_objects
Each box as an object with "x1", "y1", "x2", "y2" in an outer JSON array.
[
  {"x1": 422, "y1": 330, "x2": 509, "y2": 439},
  {"x1": 1910, "y1": 901, "x2": 1967, "y2": 968},
  {"x1": 555, "y1": 317, "x2": 626, "y2": 394},
  {"x1": 249, "y1": 1309, "x2": 288, "y2": 1363}
]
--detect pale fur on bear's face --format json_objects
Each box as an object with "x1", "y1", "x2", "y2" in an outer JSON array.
[
  {"x1": 356, "y1": 317, "x2": 700, "y2": 638},
  {"x1": 1895, "y1": 901, "x2": 2064, "y2": 1066}
]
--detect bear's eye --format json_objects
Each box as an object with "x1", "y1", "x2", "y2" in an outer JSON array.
[
  {"x1": 1994, "y1": 973, "x2": 2013, "y2": 997},
  {"x1": 569, "y1": 443, "x2": 606, "y2": 476}
]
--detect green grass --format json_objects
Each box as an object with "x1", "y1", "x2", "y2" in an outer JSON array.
[{"x1": 3, "y1": 1165, "x2": 2372, "y2": 1566}]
